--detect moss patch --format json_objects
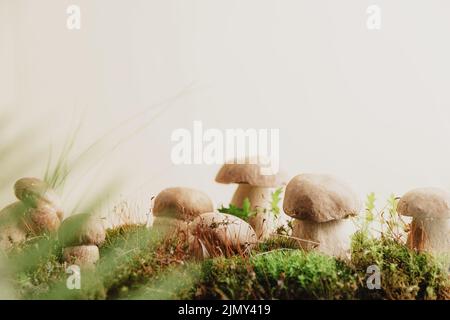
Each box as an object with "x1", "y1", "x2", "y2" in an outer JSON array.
[{"x1": 6, "y1": 225, "x2": 449, "y2": 300}]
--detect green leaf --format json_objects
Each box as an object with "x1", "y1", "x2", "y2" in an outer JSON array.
[
  {"x1": 242, "y1": 198, "x2": 251, "y2": 216},
  {"x1": 270, "y1": 188, "x2": 283, "y2": 218},
  {"x1": 365, "y1": 192, "x2": 376, "y2": 222},
  {"x1": 218, "y1": 198, "x2": 254, "y2": 222}
]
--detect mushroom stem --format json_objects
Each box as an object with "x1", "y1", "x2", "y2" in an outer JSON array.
[
  {"x1": 230, "y1": 185, "x2": 273, "y2": 209},
  {"x1": 292, "y1": 218, "x2": 356, "y2": 259},
  {"x1": 248, "y1": 210, "x2": 276, "y2": 240},
  {"x1": 407, "y1": 217, "x2": 450, "y2": 254}
]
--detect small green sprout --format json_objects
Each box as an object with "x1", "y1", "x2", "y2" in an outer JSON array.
[{"x1": 218, "y1": 198, "x2": 254, "y2": 222}]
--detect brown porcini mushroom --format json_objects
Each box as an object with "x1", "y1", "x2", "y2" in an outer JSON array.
[
  {"x1": 188, "y1": 211, "x2": 257, "y2": 258},
  {"x1": 283, "y1": 174, "x2": 360, "y2": 258},
  {"x1": 397, "y1": 187, "x2": 450, "y2": 254}
]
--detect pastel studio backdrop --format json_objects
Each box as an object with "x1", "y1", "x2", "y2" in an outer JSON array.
[{"x1": 1, "y1": 0, "x2": 450, "y2": 221}]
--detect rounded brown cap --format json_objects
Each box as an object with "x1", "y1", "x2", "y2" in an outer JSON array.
[
  {"x1": 14, "y1": 177, "x2": 64, "y2": 220},
  {"x1": 153, "y1": 187, "x2": 213, "y2": 221},
  {"x1": 0, "y1": 202, "x2": 27, "y2": 224},
  {"x1": 188, "y1": 212, "x2": 257, "y2": 257},
  {"x1": 283, "y1": 174, "x2": 360, "y2": 223},
  {"x1": 397, "y1": 187, "x2": 450, "y2": 219},
  {"x1": 24, "y1": 204, "x2": 60, "y2": 234},
  {"x1": 59, "y1": 213, "x2": 106, "y2": 247},
  {"x1": 63, "y1": 245, "x2": 99, "y2": 268},
  {"x1": 215, "y1": 157, "x2": 282, "y2": 187}
]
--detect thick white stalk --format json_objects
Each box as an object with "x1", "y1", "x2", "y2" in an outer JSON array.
[{"x1": 292, "y1": 218, "x2": 357, "y2": 259}]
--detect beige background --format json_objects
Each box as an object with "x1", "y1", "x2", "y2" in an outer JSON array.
[{"x1": 1, "y1": 0, "x2": 450, "y2": 220}]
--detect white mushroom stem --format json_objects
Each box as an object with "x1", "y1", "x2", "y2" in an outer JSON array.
[
  {"x1": 291, "y1": 218, "x2": 356, "y2": 259},
  {"x1": 248, "y1": 211, "x2": 276, "y2": 240},
  {"x1": 230, "y1": 185, "x2": 291, "y2": 240},
  {"x1": 231, "y1": 185, "x2": 273, "y2": 209},
  {"x1": 407, "y1": 218, "x2": 450, "y2": 254}
]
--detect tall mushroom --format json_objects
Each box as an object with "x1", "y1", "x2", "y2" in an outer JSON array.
[
  {"x1": 188, "y1": 211, "x2": 257, "y2": 258},
  {"x1": 215, "y1": 158, "x2": 282, "y2": 209},
  {"x1": 152, "y1": 187, "x2": 214, "y2": 232},
  {"x1": 283, "y1": 174, "x2": 360, "y2": 258},
  {"x1": 215, "y1": 158, "x2": 289, "y2": 239},
  {"x1": 59, "y1": 213, "x2": 105, "y2": 268},
  {"x1": 397, "y1": 188, "x2": 450, "y2": 255}
]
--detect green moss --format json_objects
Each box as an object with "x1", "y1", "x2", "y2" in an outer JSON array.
[
  {"x1": 6, "y1": 223, "x2": 449, "y2": 300},
  {"x1": 191, "y1": 235, "x2": 449, "y2": 300},
  {"x1": 193, "y1": 250, "x2": 358, "y2": 299},
  {"x1": 98, "y1": 224, "x2": 192, "y2": 299},
  {"x1": 351, "y1": 231, "x2": 449, "y2": 300}
]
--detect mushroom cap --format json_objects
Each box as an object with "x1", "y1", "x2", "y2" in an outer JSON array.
[
  {"x1": 153, "y1": 187, "x2": 213, "y2": 221},
  {"x1": 188, "y1": 212, "x2": 257, "y2": 257},
  {"x1": 63, "y1": 245, "x2": 99, "y2": 268},
  {"x1": 397, "y1": 187, "x2": 450, "y2": 219},
  {"x1": 58, "y1": 213, "x2": 106, "y2": 247},
  {"x1": 0, "y1": 202, "x2": 27, "y2": 224},
  {"x1": 14, "y1": 177, "x2": 64, "y2": 220},
  {"x1": 283, "y1": 174, "x2": 361, "y2": 223},
  {"x1": 215, "y1": 156, "x2": 282, "y2": 187},
  {"x1": 24, "y1": 204, "x2": 61, "y2": 234}
]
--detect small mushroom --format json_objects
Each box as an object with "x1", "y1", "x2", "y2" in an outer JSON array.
[
  {"x1": 152, "y1": 187, "x2": 213, "y2": 231},
  {"x1": 283, "y1": 174, "x2": 360, "y2": 258},
  {"x1": 188, "y1": 212, "x2": 257, "y2": 258},
  {"x1": 58, "y1": 213, "x2": 106, "y2": 247},
  {"x1": 0, "y1": 201, "x2": 60, "y2": 236},
  {"x1": 59, "y1": 214, "x2": 105, "y2": 267},
  {"x1": 215, "y1": 157, "x2": 287, "y2": 239},
  {"x1": 397, "y1": 188, "x2": 450, "y2": 255},
  {"x1": 14, "y1": 177, "x2": 64, "y2": 220},
  {"x1": 63, "y1": 245, "x2": 100, "y2": 269}
]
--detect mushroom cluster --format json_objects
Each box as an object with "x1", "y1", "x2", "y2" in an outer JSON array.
[
  {"x1": 283, "y1": 174, "x2": 360, "y2": 258},
  {"x1": 151, "y1": 186, "x2": 257, "y2": 259},
  {"x1": 58, "y1": 213, "x2": 106, "y2": 268},
  {"x1": 0, "y1": 177, "x2": 64, "y2": 250},
  {"x1": 398, "y1": 188, "x2": 450, "y2": 255},
  {"x1": 216, "y1": 158, "x2": 291, "y2": 239}
]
